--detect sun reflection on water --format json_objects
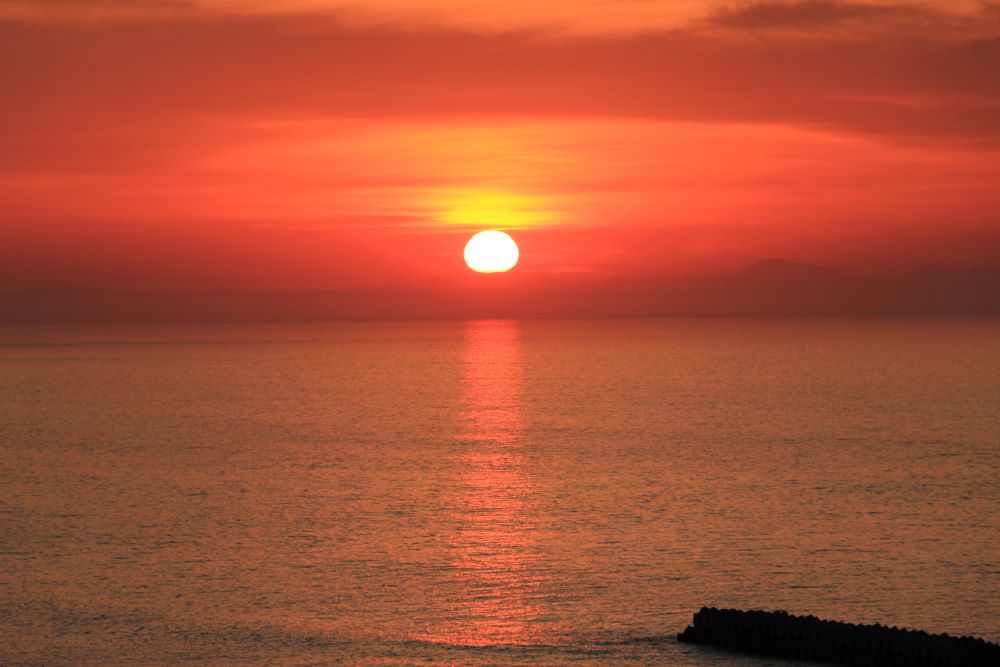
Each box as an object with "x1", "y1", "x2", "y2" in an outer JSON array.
[{"x1": 418, "y1": 319, "x2": 551, "y2": 647}]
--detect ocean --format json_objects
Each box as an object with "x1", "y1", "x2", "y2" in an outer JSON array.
[{"x1": 1, "y1": 318, "x2": 998, "y2": 665}]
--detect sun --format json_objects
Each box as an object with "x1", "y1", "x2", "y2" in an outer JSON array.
[{"x1": 464, "y1": 230, "x2": 519, "y2": 273}]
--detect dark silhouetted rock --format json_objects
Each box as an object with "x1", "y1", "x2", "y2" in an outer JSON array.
[{"x1": 677, "y1": 607, "x2": 1000, "y2": 666}]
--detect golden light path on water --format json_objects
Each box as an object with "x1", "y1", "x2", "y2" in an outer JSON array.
[{"x1": 416, "y1": 320, "x2": 554, "y2": 647}]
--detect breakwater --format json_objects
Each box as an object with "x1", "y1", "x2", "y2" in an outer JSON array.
[{"x1": 677, "y1": 607, "x2": 1000, "y2": 666}]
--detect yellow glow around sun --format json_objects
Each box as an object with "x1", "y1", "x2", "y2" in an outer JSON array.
[
  {"x1": 464, "y1": 230, "x2": 519, "y2": 273},
  {"x1": 437, "y1": 190, "x2": 558, "y2": 229}
]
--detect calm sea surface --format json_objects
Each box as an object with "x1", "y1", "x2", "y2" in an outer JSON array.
[{"x1": 1, "y1": 319, "x2": 998, "y2": 665}]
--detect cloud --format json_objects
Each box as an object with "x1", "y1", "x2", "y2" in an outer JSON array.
[
  {"x1": 0, "y1": 4, "x2": 997, "y2": 146},
  {"x1": 0, "y1": 0, "x2": 195, "y2": 21},
  {"x1": 708, "y1": 1, "x2": 952, "y2": 31}
]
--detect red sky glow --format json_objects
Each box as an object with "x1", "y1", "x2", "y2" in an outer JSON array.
[{"x1": 2, "y1": 0, "x2": 999, "y2": 291}]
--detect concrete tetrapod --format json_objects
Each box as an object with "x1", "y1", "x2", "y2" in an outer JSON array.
[{"x1": 678, "y1": 607, "x2": 1000, "y2": 666}]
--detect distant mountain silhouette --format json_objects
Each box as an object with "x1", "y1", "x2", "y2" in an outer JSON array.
[
  {"x1": 724, "y1": 258, "x2": 852, "y2": 285},
  {"x1": 1, "y1": 261, "x2": 997, "y2": 322}
]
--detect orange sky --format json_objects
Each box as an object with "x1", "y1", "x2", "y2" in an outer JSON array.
[{"x1": 2, "y1": 0, "x2": 999, "y2": 291}]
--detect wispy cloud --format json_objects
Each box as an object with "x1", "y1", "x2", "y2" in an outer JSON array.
[
  {"x1": 2, "y1": 4, "x2": 998, "y2": 142},
  {"x1": 706, "y1": 0, "x2": 995, "y2": 34}
]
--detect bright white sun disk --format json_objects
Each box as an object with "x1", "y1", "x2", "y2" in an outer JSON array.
[{"x1": 464, "y1": 230, "x2": 519, "y2": 273}]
